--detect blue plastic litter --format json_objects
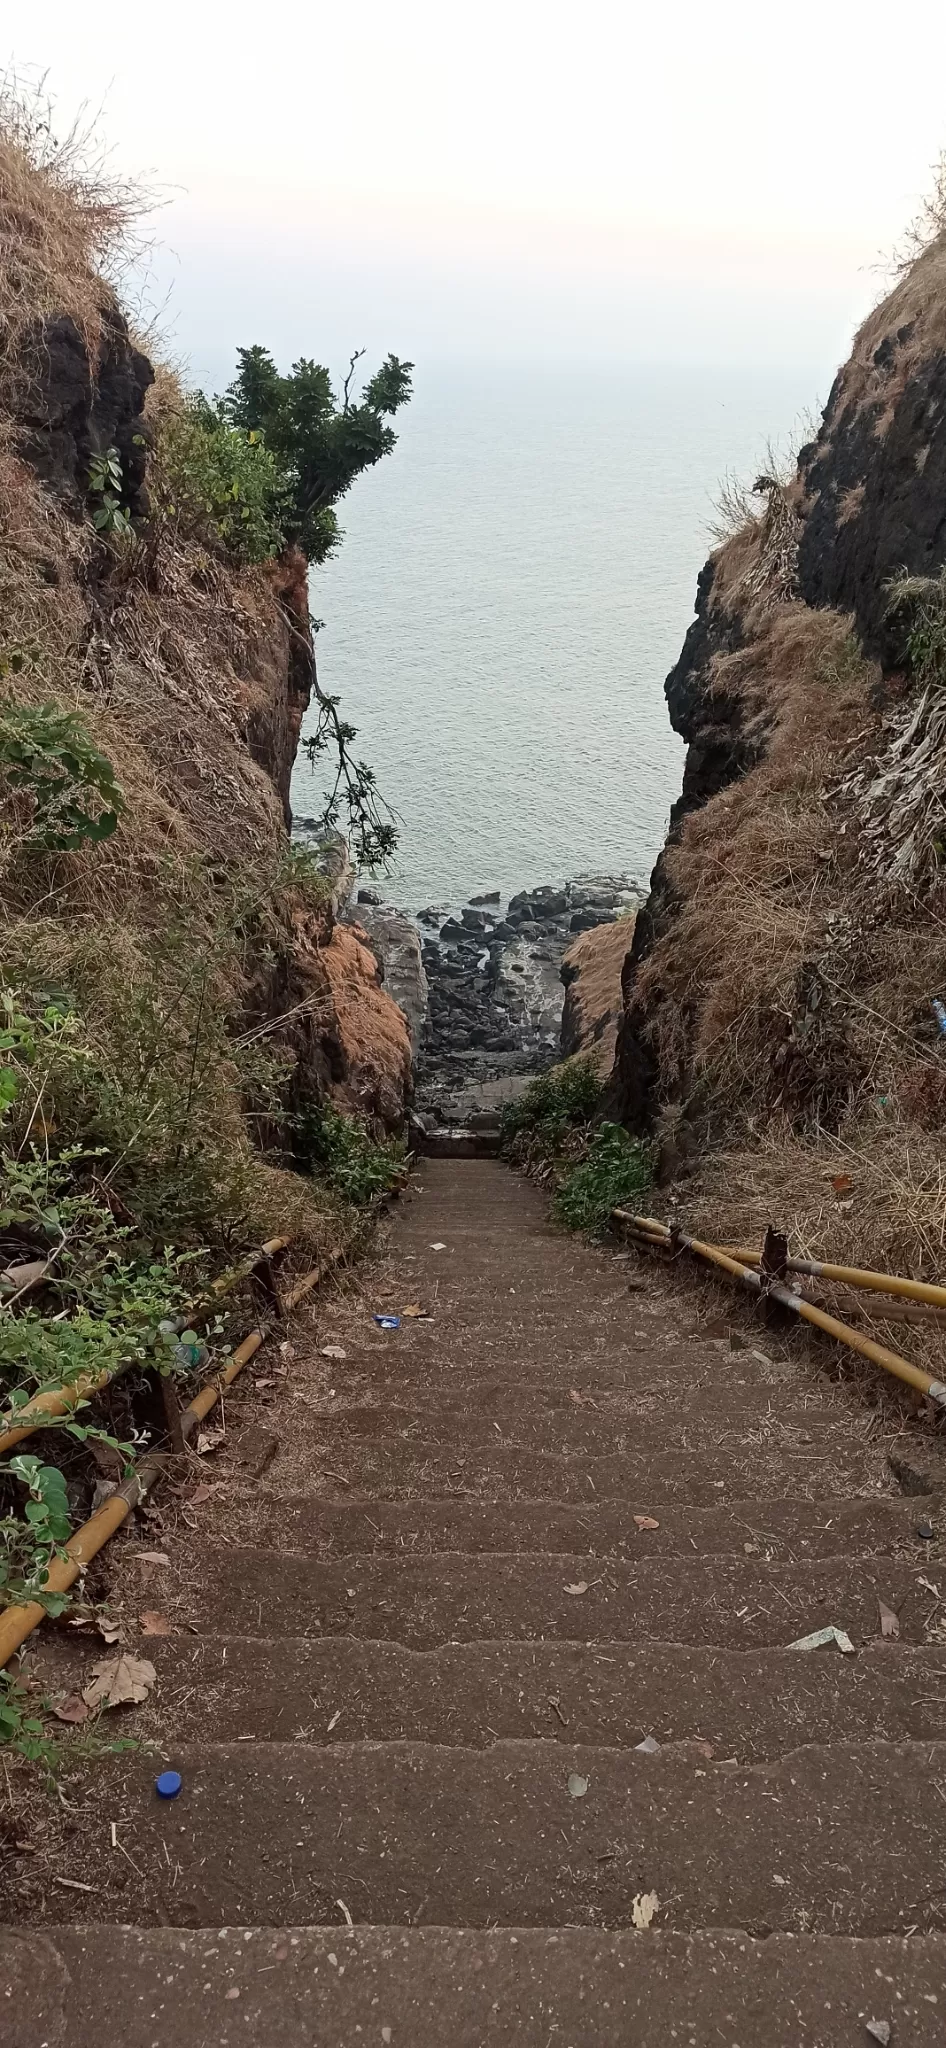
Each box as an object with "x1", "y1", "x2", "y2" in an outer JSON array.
[
  {"x1": 156, "y1": 1770, "x2": 183, "y2": 1799},
  {"x1": 373, "y1": 1314, "x2": 401, "y2": 1330}
]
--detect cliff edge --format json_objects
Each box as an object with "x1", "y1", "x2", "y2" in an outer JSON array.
[
  {"x1": 614, "y1": 217, "x2": 946, "y2": 1278},
  {"x1": 0, "y1": 107, "x2": 410, "y2": 1263}
]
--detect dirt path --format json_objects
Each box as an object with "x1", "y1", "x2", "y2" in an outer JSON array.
[{"x1": 5, "y1": 1158, "x2": 946, "y2": 2044}]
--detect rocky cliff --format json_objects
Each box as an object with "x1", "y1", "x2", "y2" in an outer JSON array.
[
  {"x1": 613, "y1": 224, "x2": 946, "y2": 1274},
  {"x1": 0, "y1": 124, "x2": 411, "y2": 1255}
]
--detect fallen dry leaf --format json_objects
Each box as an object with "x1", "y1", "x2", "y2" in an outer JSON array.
[
  {"x1": 631, "y1": 1889, "x2": 659, "y2": 1930},
  {"x1": 320, "y1": 1344, "x2": 347, "y2": 1360},
  {"x1": 196, "y1": 1425, "x2": 226, "y2": 1456},
  {"x1": 878, "y1": 1598, "x2": 900, "y2": 1639},
  {"x1": 189, "y1": 1482, "x2": 222, "y2": 1506},
  {"x1": 569, "y1": 1389, "x2": 586, "y2": 1405},
  {"x1": 135, "y1": 1551, "x2": 170, "y2": 1566},
  {"x1": 95, "y1": 1614, "x2": 122, "y2": 1642},
  {"x1": 633, "y1": 1515, "x2": 660, "y2": 1532},
  {"x1": 253, "y1": 1376, "x2": 276, "y2": 1391},
  {"x1": 1, "y1": 1257, "x2": 49, "y2": 1293},
  {"x1": 563, "y1": 1581, "x2": 588, "y2": 1597},
  {"x1": 139, "y1": 1611, "x2": 173, "y2": 1637},
  {"x1": 51, "y1": 1693, "x2": 89, "y2": 1725},
  {"x1": 82, "y1": 1653, "x2": 156, "y2": 1710}
]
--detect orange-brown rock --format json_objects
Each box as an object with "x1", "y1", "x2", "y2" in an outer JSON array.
[
  {"x1": 304, "y1": 919, "x2": 413, "y2": 1130},
  {"x1": 560, "y1": 917, "x2": 636, "y2": 1070}
]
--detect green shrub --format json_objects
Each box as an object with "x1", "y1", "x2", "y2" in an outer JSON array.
[
  {"x1": 87, "y1": 445, "x2": 132, "y2": 538},
  {"x1": 158, "y1": 397, "x2": 286, "y2": 564},
  {"x1": 0, "y1": 1453, "x2": 73, "y2": 1611},
  {"x1": 553, "y1": 1122, "x2": 653, "y2": 1236},
  {"x1": 0, "y1": 1669, "x2": 58, "y2": 1768},
  {"x1": 220, "y1": 346, "x2": 413, "y2": 565},
  {"x1": 500, "y1": 1057, "x2": 602, "y2": 1152},
  {"x1": 297, "y1": 1103, "x2": 404, "y2": 1207},
  {"x1": 0, "y1": 699, "x2": 124, "y2": 850},
  {"x1": 0, "y1": 1666, "x2": 139, "y2": 1776},
  {"x1": 884, "y1": 569, "x2": 946, "y2": 682}
]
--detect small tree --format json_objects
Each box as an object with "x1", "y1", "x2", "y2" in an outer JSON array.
[
  {"x1": 220, "y1": 346, "x2": 413, "y2": 564},
  {"x1": 201, "y1": 344, "x2": 413, "y2": 866}
]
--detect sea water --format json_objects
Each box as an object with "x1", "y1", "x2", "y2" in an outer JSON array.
[{"x1": 291, "y1": 361, "x2": 823, "y2": 909}]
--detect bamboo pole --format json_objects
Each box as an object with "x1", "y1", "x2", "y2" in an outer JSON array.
[
  {"x1": 714, "y1": 1243, "x2": 946, "y2": 1311},
  {"x1": 615, "y1": 1211, "x2": 946, "y2": 1409},
  {"x1": 0, "y1": 1454, "x2": 168, "y2": 1669},
  {"x1": 0, "y1": 1242, "x2": 346, "y2": 1668},
  {"x1": 0, "y1": 1237, "x2": 290, "y2": 1458},
  {"x1": 179, "y1": 1245, "x2": 344, "y2": 1439}
]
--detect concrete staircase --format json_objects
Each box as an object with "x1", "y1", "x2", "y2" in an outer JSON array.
[{"x1": 7, "y1": 1159, "x2": 946, "y2": 2045}]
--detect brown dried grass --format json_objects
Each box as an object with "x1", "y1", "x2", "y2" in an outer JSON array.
[
  {"x1": 0, "y1": 74, "x2": 148, "y2": 404},
  {"x1": 631, "y1": 511, "x2": 946, "y2": 1295},
  {"x1": 0, "y1": 83, "x2": 350, "y2": 1259}
]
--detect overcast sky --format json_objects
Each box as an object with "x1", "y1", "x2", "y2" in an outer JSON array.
[{"x1": 7, "y1": 1, "x2": 946, "y2": 390}]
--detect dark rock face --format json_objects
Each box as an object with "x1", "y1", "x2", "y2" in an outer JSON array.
[
  {"x1": 18, "y1": 307, "x2": 154, "y2": 516},
  {"x1": 797, "y1": 324, "x2": 946, "y2": 662},
  {"x1": 612, "y1": 241, "x2": 946, "y2": 1135},
  {"x1": 611, "y1": 561, "x2": 765, "y2": 1130}
]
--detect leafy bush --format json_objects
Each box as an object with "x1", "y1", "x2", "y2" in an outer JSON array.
[
  {"x1": 885, "y1": 569, "x2": 946, "y2": 684},
  {"x1": 219, "y1": 345, "x2": 413, "y2": 565},
  {"x1": 0, "y1": 1452, "x2": 73, "y2": 1611},
  {"x1": 87, "y1": 445, "x2": 132, "y2": 538},
  {"x1": 553, "y1": 1122, "x2": 653, "y2": 1236},
  {"x1": 0, "y1": 1669, "x2": 57, "y2": 1768},
  {"x1": 157, "y1": 397, "x2": 286, "y2": 564},
  {"x1": 0, "y1": 1666, "x2": 139, "y2": 1776},
  {"x1": 297, "y1": 1103, "x2": 404, "y2": 1207},
  {"x1": 0, "y1": 699, "x2": 124, "y2": 849},
  {"x1": 500, "y1": 1057, "x2": 602, "y2": 1152}
]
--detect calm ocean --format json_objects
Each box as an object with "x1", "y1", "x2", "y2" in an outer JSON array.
[{"x1": 291, "y1": 363, "x2": 823, "y2": 910}]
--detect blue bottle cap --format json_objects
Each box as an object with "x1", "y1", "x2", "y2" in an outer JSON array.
[{"x1": 156, "y1": 1769, "x2": 183, "y2": 1799}]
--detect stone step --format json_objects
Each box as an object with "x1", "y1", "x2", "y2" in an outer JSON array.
[
  {"x1": 137, "y1": 1635, "x2": 946, "y2": 1754},
  {"x1": 14, "y1": 1925, "x2": 946, "y2": 2047},
  {"x1": 265, "y1": 1436, "x2": 890, "y2": 1502},
  {"x1": 303, "y1": 1344, "x2": 763, "y2": 1389},
  {"x1": 177, "y1": 1545, "x2": 933, "y2": 1649},
  {"x1": 247, "y1": 1490, "x2": 938, "y2": 1559},
  {"x1": 35, "y1": 1741, "x2": 946, "y2": 1933},
  {"x1": 282, "y1": 1401, "x2": 873, "y2": 1457}
]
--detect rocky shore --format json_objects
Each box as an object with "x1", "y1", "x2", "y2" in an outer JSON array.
[{"x1": 345, "y1": 875, "x2": 642, "y2": 1128}]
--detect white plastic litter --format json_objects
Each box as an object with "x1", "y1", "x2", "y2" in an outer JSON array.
[{"x1": 788, "y1": 1625, "x2": 856, "y2": 1654}]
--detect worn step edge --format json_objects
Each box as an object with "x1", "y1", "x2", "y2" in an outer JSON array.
[
  {"x1": 261, "y1": 1444, "x2": 891, "y2": 1505},
  {"x1": 11, "y1": 1926, "x2": 946, "y2": 2048},
  {"x1": 173, "y1": 1543, "x2": 940, "y2": 1650},
  {"x1": 243, "y1": 1491, "x2": 940, "y2": 1558},
  {"x1": 131, "y1": 1635, "x2": 946, "y2": 1755},
  {"x1": 29, "y1": 1739, "x2": 946, "y2": 1937}
]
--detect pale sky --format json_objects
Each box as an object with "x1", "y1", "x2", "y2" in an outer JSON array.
[{"x1": 7, "y1": 1, "x2": 946, "y2": 387}]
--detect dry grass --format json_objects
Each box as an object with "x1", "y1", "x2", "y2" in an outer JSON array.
[
  {"x1": 628, "y1": 482, "x2": 946, "y2": 1298},
  {"x1": 0, "y1": 74, "x2": 148, "y2": 406},
  {"x1": 0, "y1": 80, "x2": 376, "y2": 1260}
]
